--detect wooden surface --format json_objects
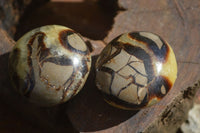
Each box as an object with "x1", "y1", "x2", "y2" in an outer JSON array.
[{"x1": 0, "y1": 0, "x2": 200, "y2": 133}]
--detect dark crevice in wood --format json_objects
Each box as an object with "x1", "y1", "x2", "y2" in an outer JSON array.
[
  {"x1": 176, "y1": 128, "x2": 183, "y2": 133},
  {"x1": 98, "y1": 0, "x2": 126, "y2": 11},
  {"x1": 182, "y1": 81, "x2": 200, "y2": 99},
  {"x1": 14, "y1": 0, "x2": 119, "y2": 41},
  {"x1": 0, "y1": 0, "x2": 48, "y2": 37},
  {"x1": 85, "y1": 40, "x2": 94, "y2": 53}
]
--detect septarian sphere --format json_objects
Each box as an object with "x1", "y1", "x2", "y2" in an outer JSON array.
[
  {"x1": 9, "y1": 25, "x2": 91, "y2": 106},
  {"x1": 95, "y1": 32, "x2": 177, "y2": 110}
]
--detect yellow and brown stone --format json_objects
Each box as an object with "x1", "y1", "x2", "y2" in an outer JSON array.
[
  {"x1": 95, "y1": 32, "x2": 177, "y2": 110},
  {"x1": 9, "y1": 25, "x2": 91, "y2": 106}
]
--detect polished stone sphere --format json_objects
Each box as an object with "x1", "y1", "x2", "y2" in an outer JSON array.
[
  {"x1": 9, "y1": 25, "x2": 91, "y2": 106},
  {"x1": 95, "y1": 32, "x2": 177, "y2": 110}
]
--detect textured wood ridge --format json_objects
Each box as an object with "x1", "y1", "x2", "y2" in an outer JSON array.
[{"x1": 0, "y1": 0, "x2": 200, "y2": 133}]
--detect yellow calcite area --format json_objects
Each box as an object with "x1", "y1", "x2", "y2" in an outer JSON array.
[
  {"x1": 147, "y1": 43, "x2": 177, "y2": 107},
  {"x1": 158, "y1": 43, "x2": 177, "y2": 85}
]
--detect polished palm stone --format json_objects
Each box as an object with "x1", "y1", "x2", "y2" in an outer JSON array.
[
  {"x1": 95, "y1": 32, "x2": 177, "y2": 110},
  {"x1": 9, "y1": 25, "x2": 91, "y2": 106}
]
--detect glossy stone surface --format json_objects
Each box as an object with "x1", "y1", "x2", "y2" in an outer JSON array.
[
  {"x1": 95, "y1": 32, "x2": 177, "y2": 110},
  {"x1": 9, "y1": 25, "x2": 91, "y2": 106}
]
